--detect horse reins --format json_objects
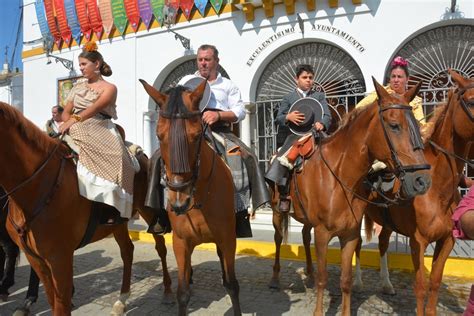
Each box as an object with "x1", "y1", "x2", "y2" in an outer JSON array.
[
  {"x1": 296, "y1": 103, "x2": 430, "y2": 212},
  {"x1": 2, "y1": 139, "x2": 67, "y2": 261}
]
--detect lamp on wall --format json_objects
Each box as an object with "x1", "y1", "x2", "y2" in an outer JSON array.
[
  {"x1": 42, "y1": 39, "x2": 74, "y2": 71},
  {"x1": 163, "y1": 3, "x2": 191, "y2": 50}
]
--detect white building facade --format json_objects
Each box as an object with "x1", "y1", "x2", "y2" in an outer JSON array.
[{"x1": 21, "y1": 0, "x2": 473, "y2": 232}]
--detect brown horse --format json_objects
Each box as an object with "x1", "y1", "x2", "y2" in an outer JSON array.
[
  {"x1": 0, "y1": 102, "x2": 172, "y2": 315},
  {"x1": 354, "y1": 70, "x2": 474, "y2": 315},
  {"x1": 140, "y1": 79, "x2": 241, "y2": 315},
  {"x1": 269, "y1": 78, "x2": 431, "y2": 315}
]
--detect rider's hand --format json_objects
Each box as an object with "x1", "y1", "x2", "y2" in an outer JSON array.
[
  {"x1": 314, "y1": 122, "x2": 324, "y2": 131},
  {"x1": 202, "y1": 111, "x2": 220, "y2": 125},
  {"x1": 59, "y1": 119, "x2": 76, "y2": 134},
  {"x1": 286, "y1": 111, "x2": 305, "y2": 125}
]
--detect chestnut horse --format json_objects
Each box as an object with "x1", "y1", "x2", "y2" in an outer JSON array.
[
  {"x1": 0, "y1": 102, "x2": 172, "y2": 315},
  {"x1": 354, "y1": 70, "x2": 474, "y2": 315},
  {"x1": 140, "y1": 79, "x2": 242, "y2": 315},
  {"x1": 269, "y1": 78, "x2": 431, "y2": 315}
]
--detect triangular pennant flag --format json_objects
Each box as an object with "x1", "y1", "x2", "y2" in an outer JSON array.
[
  {"x1": 64, "y1": 0, "x2": 82, "y2": 44},
  {"x1": 194, "y1": 0, "x2": 207, "y2": 17},
  {"x1": 209, "y1": 0, "x2": 223, "y2": 14},
  {"x1": 150, "y1": 0, "x2": 165, "y2": 26},
  {"x1": 124, "y1": 0, "x2": 140, "y2": 32},
  {"x1": 43, "y1": 0, "x2": 62, "y2": 48},
  {"x1": 86, "y1": 0, "x2": 104, "y2": 40},
  {"x1": 75, "y1": 0, "x2": 92, "y2": 41},
  {"x1": 138, "y1": 0, "x2": 153, "y2": 29},
  {"x1": 111, "y1": 0, "x2": 128, "y2": 34},
  {"x1": 35, "y1": 0, "x2": 54, "y2": 51},
  {"x1": 98, "y1": 0, "x2": 114, "y2": 37},
  {"x1": 180, "y1": 0, "x2": 194, "y2": 20}
]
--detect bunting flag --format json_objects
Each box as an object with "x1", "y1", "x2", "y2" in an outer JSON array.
[
  {"x1": 194, "y1": 0, "x2": 207, "y2": 17},
  {"x1": 64, "y1": 0, "x2": 81, "y2": 44},
  {"x1": 209, "y1": 0, "x2": 223, "y2": 14},
  {"x1": 86, "y1": 0, "x2": 104, "y2": 39},
  {"x1": 124, "y1": 0, "x2": 140, "y2": 32},
  {"x1": 164, "y1": 0, "x2": 179, "y2": 25},
  {"x1": 98, "y1": 0, "x2": 114, "y2": 37},
  {"x1": 180, "y1": 0, "x2": 193, "y2": 20},
  {"x1": 111, "y1": 0, "x2": 128, "y2": 34},
  {"x1": 54, "y1": 0, "x2": 72, "y2": 46},
  {"x1": 35, "y1": 0, "x2": 53, "y2": 51},
  {"x1": 75, "y1": 0, "x2": 93, "y2": 41},
  {"x1": 138, "y1": 0, "x2": 153, "y2": 29},
  {"x1": 150, "y1": 0, "x2": 165, "y2": 26},
  {"x1": 43, "y1": 0, "x2": 62, "y2": 47}
]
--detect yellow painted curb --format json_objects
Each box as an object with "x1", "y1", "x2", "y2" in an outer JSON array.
[{"x1": 129, "y1": 230, "x2": 474, "y2": 279}]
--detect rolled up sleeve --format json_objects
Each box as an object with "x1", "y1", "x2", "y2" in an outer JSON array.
[{"x1": 227, "y1": 85, "x2": 246, "y2": 122}]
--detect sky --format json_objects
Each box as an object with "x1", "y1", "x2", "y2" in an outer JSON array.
[{"x1": 0, "y1": 0, "x2": 23, "y2": 71}]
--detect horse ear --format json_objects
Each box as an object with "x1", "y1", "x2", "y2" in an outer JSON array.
[
  {"x1": 139, "y1": 79, "x2": 166, "y2": 109},
  {"x1": 372, "y1": 76, "x2": 390, "y2": 105},
  {"x1": 404, "y1": 80, "x2": 422, "y2": 103},
  {"x1": 448, "y1": 68, "x2": 467, "y2": 87},
  {"x1": 189, "y1": 79, "x2": 207, "y2": 111}
]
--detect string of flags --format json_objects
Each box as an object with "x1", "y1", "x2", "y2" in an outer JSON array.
[{"x1": 34, "y1": 0, "x2": 226, "y2": 50}]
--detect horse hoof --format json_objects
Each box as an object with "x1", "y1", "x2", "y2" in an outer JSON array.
[
  {"x1": 304, "y1": 277, "x2": 315, "y2": 289},
  {"x1": 161, "y1": 293, "x2": 175, "y2": 305},
  {"x1": 13, "y1": 308, "x2": 30, "y2": 316},
  {"x1": 352, "y1": 283, "x2": 363, "y2": 293},
  {"x1": 110, "y1": 300, "x2": 126, "y2": 316},
  {"x1": 268, "y1": 278, "x2": 280, "y2": 290},
  {"x1": 382, "y1": 286, "x2": 396, "y2": 295}
]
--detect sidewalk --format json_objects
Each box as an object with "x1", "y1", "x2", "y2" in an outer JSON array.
[{"x1": 0, "y1": 235, "x2": 471, "y2": 315}]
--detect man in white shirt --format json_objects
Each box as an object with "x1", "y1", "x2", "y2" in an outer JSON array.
[
  {"x1": 44, "y1": 105, "x2": 64, "y2": 137},
  {"x1": 178, "y1": 44, "x2": 270, "y2": 237}
]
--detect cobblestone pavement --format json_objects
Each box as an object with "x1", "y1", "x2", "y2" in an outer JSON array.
[{"x1": 0, "y1": 236, "x2": 471, "y2": 315}]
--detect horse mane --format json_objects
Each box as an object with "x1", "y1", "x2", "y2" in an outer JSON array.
[
  {"x1": 0, "y1": 102, "x2": 56, "y2": 151},
  {"x1": 422, "y1": 90, "x2": 452, "y2": 142},
  {"x1": 329, "y1": 102, "x2": 374, "y2": 139}
]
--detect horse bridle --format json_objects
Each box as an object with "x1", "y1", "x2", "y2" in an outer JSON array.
[
  {"x1": 159, "y1": 109, "x2": 217, "y2": 214},
  {"x1": 378, "y1": 104, "x2": 431, "y2": 177},
  {"x1": 458, "y1": 83, "x2": 474, "y2": 121},
  {"x1": 311, "y1": 103, "x2": 431, "y2": 210}
]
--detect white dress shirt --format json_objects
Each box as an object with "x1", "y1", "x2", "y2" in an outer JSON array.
[{"x1": 179, "y1": 72, "x2": 246, "y2": 123}]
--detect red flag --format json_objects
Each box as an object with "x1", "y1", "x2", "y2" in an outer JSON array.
[
  {"x1": 54, "y1": 0, "x2": 72, "y2": 46},
  {"x1": 124, "y1": 0, "x2": 140, "y2": 32},
  {"x1": 43, "y1": 0, "x2": 62, "y2": 47},
  {"x1": 86, "y1": 0, "x2": 104, "y2": 40},
  {"x1": 75, "y1": 0, "x2": 92, "y2": 41}
]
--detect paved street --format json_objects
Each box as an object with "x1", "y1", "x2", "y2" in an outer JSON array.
[{"x1": 0, "y1": 235, "x2": 471, "y2": 315}]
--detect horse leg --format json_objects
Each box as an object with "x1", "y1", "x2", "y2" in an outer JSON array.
[
  {"x1": 339, "y1": 237, "x2": 359, "y2": 316},
  {"x1": 425, "y1": 236, "x2": 455, "y2": 316},
  {"x1": 13, "y1": 267, "x2": 41, "y2": 316},
  {"x1": 173, "y1": 235, "x2": 193, "y2": 316},
  {"x1": 313, "y1": 226, "x2": 331, "y2": 316},
  {"x1": 352, "y1": 237, "x2": 363, "y2": 293},
  {"x1": 269, "y1": 210, "x2": 284, "y2": 289},
  {"x1": 0, "y1": 240, "x2": 19, "y2": 300},
  {"x1": 409, "y1": 237, "x2": 428, "y2": 316},
  {"x1": 152, "y1": 234, "x2": 173, "y2": 304},
  {"x1": 111, "y1": 223, "x2": 135, "y2": 316},
  {"x1": 378, "y1": 227, "x2": 395, "y2": 295},
  {"x1": 216, "y1": 242, "x2": 241, "y2": 316},
  {"x1": 302, "y1": 224, "x2": 314, "y2": 288}
]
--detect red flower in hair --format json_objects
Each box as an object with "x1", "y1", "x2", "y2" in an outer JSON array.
[{"x1": 391, "y1": 56, "x2": 408, "y2": 67}]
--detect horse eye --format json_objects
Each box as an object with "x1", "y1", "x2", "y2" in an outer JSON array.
[{"x1": 389, "y1": 123, "x2": 401, "y2": 132}]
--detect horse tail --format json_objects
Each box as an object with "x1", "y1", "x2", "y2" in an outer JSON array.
[{"x1": 364, "y1": 214, "x2": 374, "y2": 242}]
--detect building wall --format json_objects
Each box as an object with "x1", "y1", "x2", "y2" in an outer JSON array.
[{"x1": 22, "y1": 0, "x2": 473, "y2": 154}]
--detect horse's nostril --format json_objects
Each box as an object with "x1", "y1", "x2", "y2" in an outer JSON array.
[{"x1": 414, "y1": 175, "x2": 431, "y2": 193}]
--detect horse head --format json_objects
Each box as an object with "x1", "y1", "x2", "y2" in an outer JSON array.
[
  {"x1": 140, "y1": 79, "x2": 206, "y2": 215},
  {"x1": 371, "y1": 78, "x2": 431, "y2": 199},
  {"x1": 449, "y1": 69, "x2": 474, "y2": 142}
]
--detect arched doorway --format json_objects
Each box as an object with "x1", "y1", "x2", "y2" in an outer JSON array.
[
  {"x1": 386, "y1": 23, "x2": 473, "y2": 103},
  {"x1": 253, "y1": 42, "x2": 366, "y2": 166},
  {"x1": 159, "y1": 58, "x2": 230, "y2": 90}
]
